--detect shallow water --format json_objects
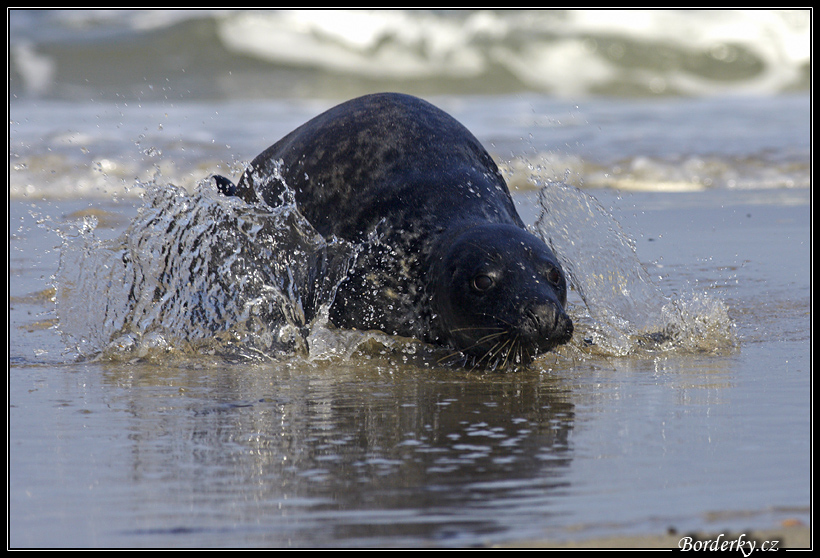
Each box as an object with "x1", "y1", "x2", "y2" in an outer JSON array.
[
  {"x1": 9, "y1": 186, "x2": 810, "y2": 547},
  {"x1": 8, "y1": 9, "x2": 811, "y2": 549}
]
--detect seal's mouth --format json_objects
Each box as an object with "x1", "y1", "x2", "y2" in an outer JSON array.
[
  {"x1": 446, "y1": 307, "x2": 574, "y2": 369},
  {"x1": 522, "y1": 305, "x2": 574, "y2": 353}
]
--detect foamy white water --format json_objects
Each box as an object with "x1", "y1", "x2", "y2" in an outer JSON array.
[{"x1": 10, "y1": 10, "x2": 810, "y2": 100}]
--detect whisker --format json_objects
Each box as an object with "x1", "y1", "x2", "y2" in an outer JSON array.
[
  {"x1": 452, "y1": 331, "x2": 509, "y2": 358},
  {"x1": 500, "y1": 336, "x2": 519, "y2": 369},
  {"x1": 448, "y1": 325, "x2": 505, "y2": 334},
  {"x1": 438, "y1": 318, "x2": 545, "y2": 370},
  {"x1": 478, "y1": 338, "x2": 513, "y2": 371},
  {"x1": 474, "y1": 331, "x2": 509, "y2": 345},
  {"x1": 436, "y1": 350, "x2": 468, "y2": 366}
]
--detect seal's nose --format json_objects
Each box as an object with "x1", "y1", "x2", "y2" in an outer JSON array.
[{"x1": 522, "y1": 302, "x2": 574, "y2": 354}]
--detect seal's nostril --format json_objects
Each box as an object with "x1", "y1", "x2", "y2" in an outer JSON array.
[{"x1": 520, "y1": 303, "x2": 574, "y2": 354}]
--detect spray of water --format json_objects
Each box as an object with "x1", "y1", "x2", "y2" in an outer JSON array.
[
  {"x1": 533, "y1": 180, "x2": 736, "y2": 356},
  {"x1": 55, "y1": 172, "x2": 736, "y2": 364},
  {"x1": 56, "y1": 176, "x2": 354, "y2": 361}
]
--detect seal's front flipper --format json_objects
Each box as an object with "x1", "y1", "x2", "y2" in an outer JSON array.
[{"x1": 212, "y1": 174, "x2": 237, "y2": 196}]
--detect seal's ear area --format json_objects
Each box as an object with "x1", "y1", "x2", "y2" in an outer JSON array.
[{"x1": 212, "y1": 175, "x2": 237, "y2": 197}]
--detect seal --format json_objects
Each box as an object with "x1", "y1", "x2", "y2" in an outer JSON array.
[{"x1": 217, "y1": 92, "x2": 573, "y2": 366}]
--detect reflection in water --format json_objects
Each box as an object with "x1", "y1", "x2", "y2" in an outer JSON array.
[{"x1": 105, "y1": 358, "x2": 575, "y2": 546}]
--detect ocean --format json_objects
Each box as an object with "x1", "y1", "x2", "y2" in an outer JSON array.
[{"x1": 8, "y1": 9, "x2": 811, "y2": 548}]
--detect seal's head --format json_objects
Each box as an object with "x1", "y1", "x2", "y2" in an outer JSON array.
[{"x1": 431, "y1": 224, "x2": 573, "y2": 367}]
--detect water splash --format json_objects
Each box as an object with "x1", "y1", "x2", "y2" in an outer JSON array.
[
  {"x1": 56, "y1": 177, "x2": 354, "y2": 361},
  {"x1": 533, "y1": 180, "x2": 736, "y2": 356},
  {"x1": 55, "y1": 172, "x2": 736, "y2": 364}
]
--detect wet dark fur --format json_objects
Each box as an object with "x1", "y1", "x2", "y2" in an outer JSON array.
[{"x1": 217, "y1": 93, "x2": 573, "y2": 366}]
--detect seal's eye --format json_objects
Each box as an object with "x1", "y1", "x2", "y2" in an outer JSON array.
[
  {"x1": 471, "y1": 273, "x2": 495, "y2": 292},
  {"x1": 546, "y1": 266, "x2": 563, "y2": 287}
]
